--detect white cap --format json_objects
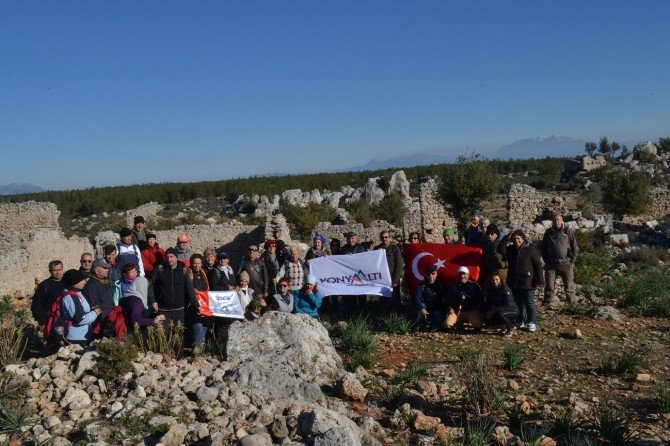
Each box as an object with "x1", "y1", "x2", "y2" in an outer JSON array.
[{"x1": 457, "y1": 266, "x2": 469, "y2": 274}]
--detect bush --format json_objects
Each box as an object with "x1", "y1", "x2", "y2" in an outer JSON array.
[
  {"x1": 342, "y1": 200, "x2": 373, "y2": 227},
  {"x1": 463, "y1": 417, "x2": 496, "y2": 446},
  {"x1": 381, "y1": 313, "x2": 412, "y2": 335},
  {"x1": 93, "y1": 340, "x2": 138, "y2": 382},
  {"x1": 573, "y1": 227, "x2": 605, "y2": 254},
  {"x1": 459, "y1": 355, "x2": 505, "y2": 416},
  {"x1": 0, "y1": 295, "x2": 28, "y2": 367},
  {"x1": 595, "y1": 402, "x2": 636, "y2": 445},
  {"x1": 502, "y1": 344, "x2": 525, "y2": 371},
  {"x1": 371, "y1": 193, "x2": 407, "y2": 227},
  {"x1": 281, "y1": 203, "x2": 338, "y2": 241},
  {"x1": 339, "y1": 316, "x2": 377, "y2": 370},
  {"x1": 597, "y1": 350, "x2": 646, "y2": 375},
  {"x1": 615, "y1": 247, "x2": 670, "y2": 268},
  {"x1": 601, "y1": 170, "x2": 651, "y2": 216},
  {"x1": 0, "y1": 372, "x2": 29, "y2": 414},
  {"x1": 655, "y1": 385, "x2": 670, "y2": 413},
  {"x1": 618, "y1": 268, "x2": 670, "y2": 316},
  {"x1": 551, "y1": 406, "x2": 584, "y2": 437},
  {"x1": 133, "y1": 322, "x2": 184, "y2": 360},
  {"x1": 575, "y1": 249, "x2": 612, "y2": 286}
]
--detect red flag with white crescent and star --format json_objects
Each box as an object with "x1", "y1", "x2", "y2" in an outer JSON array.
[{"x1": 403, "y1": 243, "x2": 483, "y2": 297}]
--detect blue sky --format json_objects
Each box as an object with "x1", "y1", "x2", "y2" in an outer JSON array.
[{"x1": 1, "y1": 1, "x2": 668, "y2": 190}]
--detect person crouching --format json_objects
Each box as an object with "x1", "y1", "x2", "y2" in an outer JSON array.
[{"x1": 445, "y1": 266, "x2": 483, "y2": 331}]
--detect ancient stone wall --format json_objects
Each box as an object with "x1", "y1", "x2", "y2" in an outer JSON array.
[
  {"x1": 403, "y1": 178, "x2": 457, "y2": 243},
  {"x1": 0, "y1": 201, "x2": 60, "y2": 233},
  {"x1": 647, "y1": 187, "x2": 670, "y2": 219},
  {"x1": 312, "y1": 221, "x2": 399, "y2": 247},
  {"x1": 507, "y1": 183, "x2": 568, "y2": 228},
  {"x1": 125, "y1": 202, "x2": 163, "y2": 227}
]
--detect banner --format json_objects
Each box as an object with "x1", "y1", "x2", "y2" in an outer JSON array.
[
  {"x1": 310, "y1": 250, "x2": 393, "y2": 297},
  {"x1": 403, "y1": 243, "x2": 482, "y2": 297},
  {"x1": 196, "y1": 290, "x2": 245, "y2": 319}
]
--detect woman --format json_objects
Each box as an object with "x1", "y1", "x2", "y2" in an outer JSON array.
[
  {"x1": 260, "y1": 240, "x2": 281, "y2": 294},
  {"x1": 505, "y1": 230, "x2": 544, "y2": 332},
  {"x1": 268, "y1": 277, "x2": 294, "y2": 313},
  {"x1": 237, "y1": 271, "x2": 255, "y2": 310},
  {"x1": 279, "y1": 247, "x2": 307, "y2": 297},
  {"x1": 119, "y1": 264, "x2": 165, "y2": 330},
  {"x1": 329, "y1": 238, "x2": 341, "y2": 256},
  {"x1": 305, "y1": 235, "x2": 331, "y2": 265},
  {"x1": 294, "y1": 275, "x2": 322, "y2": 318},
  {"x1": 140, "y1": 233, "x2": 165, "y2": 276},
  {"x1": 407, "y1": 231, "x2": 423, "y2": 244},
  {"x1": 188, "y1": 254, "x2": 210, "y2": 351},
  {"x1": 483, "y1": 271, "x2": 518, "y2": 336},
  {"x1": 112, "y1": 262, "x2": 139, "y2": 306},
  {"x1": 61, "y1": 269, "x2": 102, "y2": 346}
]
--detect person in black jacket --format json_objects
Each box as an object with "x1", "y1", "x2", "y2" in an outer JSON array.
[
  {"x1": 208, "y1": 251, "x2": 236, "y2": 291},
  {"x1": 504, "y1": 230, "x2": 544, "y2": 333},
  {"x1": 31, "y1": 260, "x2": 66, "y2": 328},
  {"x1": 479, "y1": 224, "x2": 507, "y2": 295},
  {"x1": 445, "y1": 266, "x2": 483, "y2": 331},
  {"x1": 483, "y1": 271, "x2": 519, "y2": 336},
  {"x1": 412, "y1": 265, "x2": 446, "y2": 331},
  {"x1": 82, "y1": 259, "x2": 116, "y2": 337},
  {"x1": 151, "y1": 248, "x2": 197, "y2": 328}
]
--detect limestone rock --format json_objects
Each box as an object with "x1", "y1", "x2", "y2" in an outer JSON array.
[
  {"x1": 338, "y1": 373, "x2": 368, "y2": 402},
  {"x1": 389, "y1": 170, "x2": 410, "y2": 199},
  {"x1": 590, "y1": 306, "x2": 624, "y2": 322},
  {"x1": 160, "y1": 423, "x2": 188, "y2": 446},
  {"x1": 606, "y1": 234, "x2": 629, "y2": 245},
  {"x1": 634, "y1": 141, "x2": 658, "y2": 157},
  {"x1": 361, "y1": 177, "x2": 385, "y2": 205},
  {"x1": 75, "y1": 351, "x2": 99, "y2": 380},
  {"x1": 239, "y1": 432, "x2": 273, "y2": 446},
  {"x1": 582, "y1": 155, "x2": 606, "y2": 172},
  {"x1": 314, "y1": 427, "x2": 362, "y2": 446},
  {"x1": 60, "y1": 388, "x2": 91, "y2": 410}
]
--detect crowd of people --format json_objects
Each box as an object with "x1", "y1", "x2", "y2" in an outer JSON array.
[{"x1": 30, "y1": 211, "x2": 578, "y2": 351}]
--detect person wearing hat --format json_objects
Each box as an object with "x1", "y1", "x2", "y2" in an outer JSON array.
[
  {"x1": 236, "y1": 271, "x2": 254, "y2": 310},
  {"x1": 294, "y1": 275, "x2": 322, "y2": 319},
  {"x1": 444, "y1": 266, "x2": 483, "y2": 331},
  {"x1": 31, "y1": 260, "x2": 67, "y2": 328},
  {"x1": 175, "y1": 234, "x2": 191, "y2": 268},
  {"x1": 268, "y1": 277, "x2": 294, "y2": 313},
  {"x1": 442, "y1": 228, "x2": 458, "y2": 244},
  {"x1": 82, "y1": 259, "x2": 115, "y2": 324},
  {"x1": 237, "y1": 243, "x2": 270, "y2": 300},
  {"x1": 140, "y1": 233, "x2": 165, "y2": 276},
  {"x1": 305, "y1": 234, "x2": 331, "y2": 265},
  {"x1": 260, "y1": 239, "x2": 281, "y2": 294},
  {"x1": 340, "y1": 231, "x2": 367, "y2": 255},
  {"x1": 464, "y1": 210, "x2": 485, "y2": 246},
  {"x1": 412, "y1": 264, "x2": 447, "y2": 331},
  {"x1": 479, "y1": 223, "x2": 507, "y2": 295},
  {"x1": 117, "y1": 227, "x2": 145, "y2": 277},
  {"x1": 208, "y1": 251, "x2": 236, "y2": 291},
  {"x1": 61, "y1": 269, "x2": 102, "y2": 346},
  {"x1": 131, "y1": 216, "x2": 148, "y2": 249}
]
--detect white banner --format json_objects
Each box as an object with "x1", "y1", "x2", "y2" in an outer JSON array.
[
  {"x1": 197, "y1": 290, "x2": 245, "y2": 319},
  {"x1": 309, "y1": 250, "x2": 393, "y2": 297}
]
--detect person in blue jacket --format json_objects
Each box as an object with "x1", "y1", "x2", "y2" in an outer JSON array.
[
  {"x1": 294, "y1": 275, "x2": 323, "y2": 318},
  {"x1": 61, "y1": 269, "x2": 101, "y2": 346}
]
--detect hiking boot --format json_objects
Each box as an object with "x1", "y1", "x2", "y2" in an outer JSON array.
[
  {"x1": 516, "y1": 322, "x2": 526, "y2": 330},
  {"x1": 502, "y1": 328, "x2": 514, "y2": 337},
  {"x1": 527, "y1": 322, "x2": 537, "y2": 333}
]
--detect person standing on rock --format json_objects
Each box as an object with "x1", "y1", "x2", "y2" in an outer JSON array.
[
  {"x1": 505, "y1": 230, "x2": 544, "y2": 332},
  {"x1": 140, "y1": 233, "x2": 165, "y2": 277},
  {"x1": 61, "y1": 269, "x2": 102, "y2": 347},
  {"x1": 260, "y1": 240, "x2": 281, "y2": 295},
  {"x1": 131, "y1": 215, "x2": 148, "y2": 250},
  {"x1": 268, "y1": 277, "x2": 294, "y2": 313},
  {"x1": 103, "y1": 244, "x2": 121, "y2": 284},
  {"x1": 208, "y1": 251, "x2": 236, "y2": 291},
  {"x1": 340, "y1": 231, "x2": 367, "y2": 255},
  {"x1": 152, "y1": 248, "x2": 197, "y2": 329},
  {"x1": 279, "y1": 247, "x2": 307, "y2": 298},
  {"x1": 339, "y1": 231, "x2": 368, "y2": 317},
  {"x1": 305, "y1": 235, "x2": 331, "y2": 266},
  {"x1": 202, "y1": 247, "x2": 217, "y2": 276},
  {"x1": 188, "y1": 254, "x2": 210, "y2": 353},
  {"x1": 237, "y1": 243, "x2": 269, "y2": 303},
  {"x1": 479, "y1": 224, "x2": 507, "y2": 295},
  {"x1": 374, "y1": 230, "x2": 404, "y2": 313},
  {"x1": 175, "y1": 234, "x2": 192, "y2": 268},
  {"x1": 464, "y1": 210, "x2": 485, "y2": 245},
  {"x1": 117, "y1": 227, "x2": 145, "y2": 277},
  {"x1": 78, "y1": 253, "x2": 94, "y2": 278},
  {"x1": 442, "y1": 228, "x2": 458, "y2": 244},
  {"x1": 31, "y1": 260, "x2": 66, "y2": 327},
  {"x1": 540, "y1": 213, "x2": 578, "y2": 307},
  {"x1": 82, "y1": 259, "x2": 115, "y2": 336}
]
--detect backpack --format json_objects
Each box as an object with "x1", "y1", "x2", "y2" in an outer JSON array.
[
  {"x1": 115, "y1": 243, "x2": 141, "y2": 274},
  {"x1": 43, "y1": 290, "x2": 85, "y2": 342}
]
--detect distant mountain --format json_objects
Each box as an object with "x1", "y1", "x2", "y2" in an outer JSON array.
[
  {"x1": 349, "y1": 153, "x2": 458, "y2": 171},
  {"x1": 486, "y1": 135, "x2": 585, "y2": 159},
  {"x1": 0, "y1": 183, "x2": 46, "y2": 195}
]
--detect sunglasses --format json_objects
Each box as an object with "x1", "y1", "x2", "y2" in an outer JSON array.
[
  {"x1": 279, "y1": 284, "x2": 289, "y2": 287},
  {"x1": 80, "y1": 260, "x2": 92, "y2": 263},
  {"x1": 248, "y1": 248, "x2": 258, "y2": 252}
]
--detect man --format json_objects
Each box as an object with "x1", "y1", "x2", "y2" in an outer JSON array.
[
  {"x1": 445, "y1": 266, "x2": 483, "y2": 330},
  {"x1": 31, "y1": 260, "x2": 66, "y2": 327},
  {"x1": 117, "y1": 227, "x2": 145, "y2": 277},
  {"x1": 208, "y1": 251, "x2": 236, "y2": 291},
  {"x1": 79, "y1": 253, "x2": 94, "y2": 278},
  {"x1": 203, "y1": 247, "x2": 217, "y2": 276},
  {"x1": 103, "y1": 244, "x2": 121, "y2": 284},
  {"x1": 152, "y1": 248, "x2": 197, "y2": 326},
  {"x1": 374, "y1": 230, "x2": 404, "y2": 311},
  {"x1": 479, "y1": 224, "x2": 507, "y2": 294},
  {"x1": 464, "y1": 210, "x2": 485, "y2": 245},
  {"x1": 413, "y1": 265, "x2": 446, "y2": 331},
  {"x1": 260, "y1": 240, "x2": 281, "y2": 294},
  {"x1": 443, "y1": 228, "x2": 458, "y2": 244},
  {"x1": 82, "y1": 259, "x2": 116, "y2": 336},
  {"x1": 237, "y1": 243, "x2": 269, "y2": 300},
  {"x1": 131, "y1": 216, "x2": 148, "y2": 249},
  {"x1": 540, "y1": 213, "x2": 578, "y2": 306},
  {"x1": 175, "y1": 234, "x2": 191, "y2": 267},
  {"x1": 340, "y1": 231, "x2": 366, "y2": 255}
]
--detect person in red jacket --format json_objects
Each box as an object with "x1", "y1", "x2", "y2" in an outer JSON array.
[{"x1": 141, "y1": 233, "x2": 165, "y2": 276}]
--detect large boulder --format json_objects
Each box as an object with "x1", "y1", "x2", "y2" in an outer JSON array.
[
  {"x1": 388, "y1": 171, "x2": 410, "y2": 199},
  {"x1": 634, "y1": 141, "x2": 658, "y2": 158},
  {"x1": 582, "y1": 155, "x2": 606, "y2": 172}
]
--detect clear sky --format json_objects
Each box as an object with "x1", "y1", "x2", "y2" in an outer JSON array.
[{"x1": 1, "y1": 1, "x2": 668, "y2": 190}]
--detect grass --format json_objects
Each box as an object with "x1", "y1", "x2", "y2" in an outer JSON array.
[
  {"x1": 597, "y1": 350, "x2": 646, "y2": 376},
  {"x1": 391, "y1": 362, "x2": 429, "y2": 386},
  {"x1": 133, "y1": 321, "x2": 184, "y2": 360},
  {"x1": 655, "y1": 385, "x2": 670, "y2": 413},
  {"x1": 0, "y1": 409, "x2": 34, "y2": 437},
  {"x1": 505, "y1": 401, "x2": 525, "y2": 431},
  {"x1": 502, "y1": 344, "x2": 525, "y2": 371},
  {"x1": 459, "y1": 355, "x2": 505, "y2": 416},
  {"x1": 560, "y1": 303, "x2": 590, "y2": 316},
  {"x1": 463, "y1": 417, "x2": 495, "y2": 446},
  {"x1": 455, "y1": 346, "x2": 478, "y2": 362},
  {"x1": 339, "y1": 315, "x2": 378, "y2": 370},
  {"x1": 595, "y1": 401, "x2": 636, "y2": 445},
  {"x1": 551, "y1": 407, "x2": 583, "y2": 438},
  {"x1": 519, "y1": 426, "x2": 549, "y2": 446},
  {"x1": 380, "y1": 312, "x2": 413, "y2": 335},
  {"x1": 380, "y1": 385, "x2": 405, "y2": 410},
  {"x1": 0, "y1": 295, "x2": 28, "y2": 367}
]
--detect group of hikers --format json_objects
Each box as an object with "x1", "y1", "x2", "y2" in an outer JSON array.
[{"x1": 30, "y1": 210, "x2": 578, "y2": 351}]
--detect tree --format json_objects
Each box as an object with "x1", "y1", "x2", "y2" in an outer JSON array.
[
  {"x1": 598, "y1": 137, "x2": 612, "y2": 157},
  {"x1": 610, "y1": 141, "x2": 621, "y2": 157},
  {"x1": 585, "y1": 141, "x2": 597, "y2": 157},
  {"x1": 601, "y1": 170, "x2": 651, "y2": 216},
  {"x1": 437, "y1": 155, "x2": 503, "y2": 233},
  {"x1": 658, "y1": 137, "x2": 670, "y2": 155}
]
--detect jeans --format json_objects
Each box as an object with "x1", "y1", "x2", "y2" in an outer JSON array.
[
  {"x1": 544, "y1": 263, "x2": 577, "y2": 304},
  {"x1": 512, "y1": 288, "x2": 537, "y2": 325},
  {"x1": 192, "y1": 322, "x2": 207, "y2": 347},
  {"x1": 414, "y1": 309, "x2": 445, "y2": 328}
]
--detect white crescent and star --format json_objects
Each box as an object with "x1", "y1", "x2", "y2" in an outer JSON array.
[{"x1": 411, "y1": 252, "x2": 447, "y2": 281}]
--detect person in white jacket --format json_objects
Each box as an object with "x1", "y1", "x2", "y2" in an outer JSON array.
[{"x1": 117, "y1": 227, "x2": 145, "y2": 277}]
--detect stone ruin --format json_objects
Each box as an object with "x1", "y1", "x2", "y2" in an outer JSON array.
[
  {"x1": 507, "y1": 183, "x2": 568, "y2": 229},
  {"x1": 0, "y1": 202, "x2": 93, "y2": 298},
  {"x1": 403, "y1": 177, "x2": 458, "y2": 243},
  {"x1": 125, "y1": 201, "x2": 163, "y2": 227}
]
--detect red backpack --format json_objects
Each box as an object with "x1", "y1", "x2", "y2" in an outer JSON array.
[{"x1": 43, "y1": 290, "x2": 83, "y2": 341}]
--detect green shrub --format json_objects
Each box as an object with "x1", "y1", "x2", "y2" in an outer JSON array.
[
  {"x1": 0, "y1": 295, "x2": 28, "y2": 367},
  {"x1": 0, "y1": 409, "x2": 34, "y2": 437},
  {"x1": 463, "y1": 417, "x2": 496, "y2": 446},
  {"x1": 0, "y1": 372, "x2": 29, "y2": 414},
  {"x1": 281, "y1": 203, "x2": 338, "y2": 241},
  {"x1": 133, "y1": 321, "x2": 184, "y2": 360},
  {"x1": 93, "y1": 340, "x2": 138, "y2": 382},
  {"x1": 505, "y1": 401, "x2": 525, "y2": 430},
  {"x1": 595, "y1": 402, "x2": 636, "y2": 445},
  {"x1": 371, "y1": 193, "x2": 407, "y2": 227},
  {"x1": 456, "y1": 346, "x2": 478, "y2": 362},
  {"x1": 597, "y1": 350, "x2": 646, "y2": 375},
  {"x1": 575, "y1": 249, "x2": 611, "y2": 286},
  {"x1": 380, "y1": 385, "x2": 405, "y2": 410},
  {"x1": 381, "y1": 313, "x2": 412, "y2": 335},
  {"x1": 619, "y1": 269, "x2": 670, "y2": 316},
  {"x1": 551, "y1": 406, "x2": 584, "y2": 437},
  {"x1": 601, "y1": 170, "x2": 651, "y2": 216},
  {"x1": 502, "y1": 344, "x2": 525, "y2": 371},
  {"x1": 520, "y1": 426, "x2": 549, "y2": 446},
  {"x1": 655, "y1": 385, "x2": 670, "y2": 413},
  {"x1": 392, "y1": 362, "x2": 429, "y2": 386},
  {"x1": 343, "y1": 200, "x2": 373, "y2": 227},
  {"x1": 340, "y1": 316, "x2": 377, "y2": 370},
  {"x1": 560, "y1": 303, "x2": 590, "y2": 316},
  {"x1": 573, "y1": 227, "x2": 606, "y2": 254},
  {"x1": 459, "y1": 355, "x2": 505, "y2": 416}
]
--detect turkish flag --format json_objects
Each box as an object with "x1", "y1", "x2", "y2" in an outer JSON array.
[{"x1": 403, "y1": 243, "x2": 482, "y2": 297}]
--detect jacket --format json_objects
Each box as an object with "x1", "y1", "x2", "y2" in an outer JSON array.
[
  {"x1": 484, "y1": 284, "x2": 518, "y2": 313},
  {"x1": 340, "y1": 243, "x2": 367, "y2": 255},
  {"x1": 152, "y1": 263, "x2": 197, "y2": 310},
  {"x1": 294, "y1": 289, "x2": 323, "y2": 318},
  {"x1": 446, "y1": 280, "x2": 483, "y2": 313},
  {"x1": 414, "y1": 280, "x2": 446, "y2": 313},
  {"x1": 480, "y1": 239, "x2": 507, "y2": 282},
  {"x1": 31, "y1": 277, "x2": 66, "y2": 326},
  {"x1": 62, "y1": 290, "x2": 98, "y2": 341},
  {"x1": 141, "y1": 246, "x2": 165, "y2": 276},
  {"x1": 269, "y1": 292, "x2": 294, "y2": 313},
  {"x1": 117, "y1": 242, "x2": 145, "y2": 277},
  {"x1": 237, "y1": 257, "x2": 269, "y2": 296},
  {"x1": 506, "y1": 241, "x2": 544, "y2": 290},
  {"x1": 82, "y1": 276, "x2": 115, "y2": 319},
  {"x1": 374, "y1": 242, "x2": 404, "y2": 286},
  {"x1": 540, "y1": 226, "x2": 578, "y2": 267},
  {"x1": 208, "y1": 265, "x2": 236, "y2": 291}
]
